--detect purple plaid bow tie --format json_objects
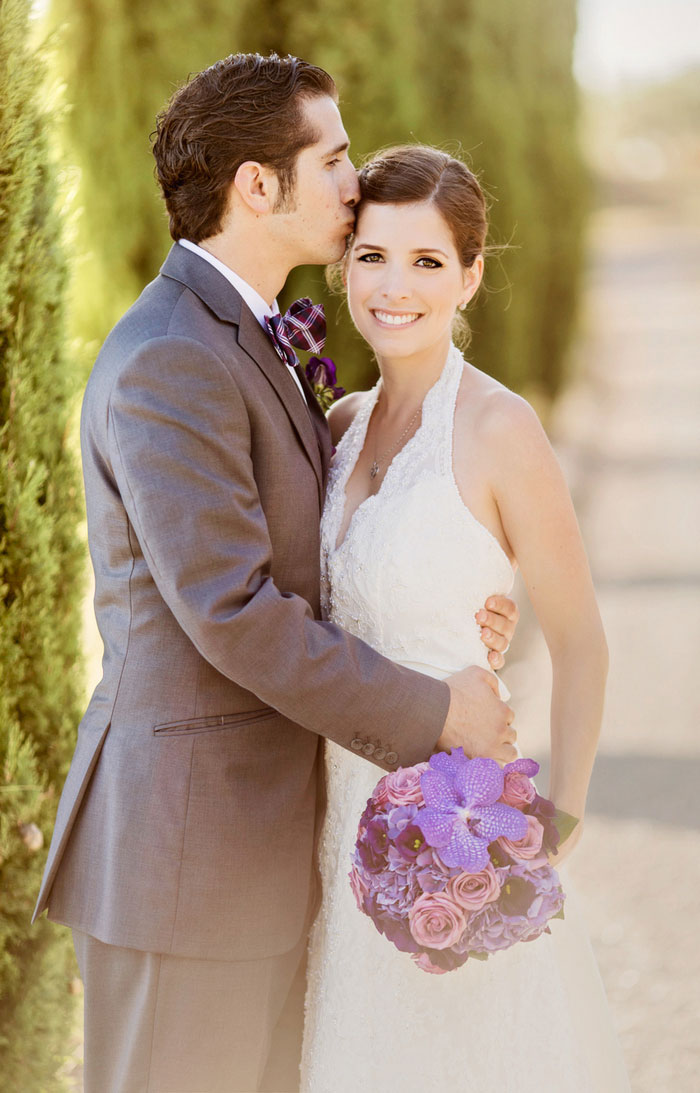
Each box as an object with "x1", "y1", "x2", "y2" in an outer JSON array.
[{"x1": 265, "y1": 298, "x2": 326, "y2": 367}]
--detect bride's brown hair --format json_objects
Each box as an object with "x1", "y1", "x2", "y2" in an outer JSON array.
[
  {"x1": 329, "y1": 145, "x2": 489, "y2": 342},
  {"x1": 357, "y1": 145, "x2": 487, "y2": 269}
]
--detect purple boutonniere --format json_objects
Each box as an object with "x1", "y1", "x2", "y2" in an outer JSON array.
[{"x1": 305, "y1": 355, "x2": 345, "y2": 412}]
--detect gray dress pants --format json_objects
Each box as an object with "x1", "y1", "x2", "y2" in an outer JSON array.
[{"x1": 72, "y1": 928, "x2": 308, "y2": 1093}]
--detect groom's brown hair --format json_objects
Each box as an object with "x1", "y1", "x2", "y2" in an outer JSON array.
[{"x1": 153, "y1": 52, "x2": 337, "y2": 243}]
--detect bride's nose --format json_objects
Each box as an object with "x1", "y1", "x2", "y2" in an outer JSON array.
[{"x1": 380, "y1": 265, "x2": 411, "y2": 302}]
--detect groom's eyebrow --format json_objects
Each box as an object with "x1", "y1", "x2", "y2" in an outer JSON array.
[{"x1": 324, "y1": 139, "x2": 350, "y2": 157}]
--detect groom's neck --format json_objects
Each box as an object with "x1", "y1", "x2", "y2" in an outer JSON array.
[{"x1": 195, "y1": 227, "x2": 290, "y2": 307}]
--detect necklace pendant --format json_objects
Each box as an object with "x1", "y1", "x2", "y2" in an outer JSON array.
[{"x1": 369, "y1": 461, "x2": 379, "y2": 479}]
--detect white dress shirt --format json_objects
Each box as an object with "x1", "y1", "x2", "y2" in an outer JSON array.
[{"x1": 178, "y1": 239, "x2": 305, "y2": 398}]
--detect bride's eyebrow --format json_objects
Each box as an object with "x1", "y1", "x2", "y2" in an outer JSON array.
[{"x1": 354, "y1": 243, "x2": 449, "y2": 258}]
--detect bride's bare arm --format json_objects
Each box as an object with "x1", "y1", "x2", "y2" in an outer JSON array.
[{"x1": 481, "y1": 391, "x2": 608, "y2": 847}]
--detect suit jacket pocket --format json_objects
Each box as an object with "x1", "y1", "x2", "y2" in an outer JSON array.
[{"x1": 153, "y1": 708, "x2": 278, "y2": 736}]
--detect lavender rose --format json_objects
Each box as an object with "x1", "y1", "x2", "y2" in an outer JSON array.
[
  {"x1": 411, "y1": 952, "x2": 450, "y2": 975},
  {"x1": 501, "y1": 770, "x2": 537, "y2": 809},
  {"x1": 384, "y1": 763, "x2": 429, "y2": 806},
  {"x1": 447, "y1": 862, "x2": 501, "y2": 911},
  {"x1": 497, "y1": 815, "x2": 545, "y2": 862},
  {"x1": 349, "y1": 864, "x2": 369, "y2": 912},
  {"x1": 408, "y1": 892, "x2": 466, "y2": 950},
  {"x1": 371, "y1": 776, "x2": 391, "y2": 807}
]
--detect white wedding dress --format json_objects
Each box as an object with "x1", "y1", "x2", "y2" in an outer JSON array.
[{"x1": 300, "y1": 345, "x2": 629, "y2": 1092}]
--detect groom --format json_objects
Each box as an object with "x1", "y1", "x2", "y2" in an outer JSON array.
[{"x1": 34, "y1": 53, "x2": 519, "y2": 1092}]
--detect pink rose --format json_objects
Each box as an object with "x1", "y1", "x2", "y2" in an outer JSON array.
[
  {"x1": 409, "y1": 892, "x2": 466, "y2": 950},
  {"x1": 447, "y1": 862, "x2": 501, "y2": 911},
  {"x1": 501, "y1": 770, "x2": 536, "y2": 809},
  {"x1": 372, "y1": 775, "x2": 391, "y2": 807},
  {"x1": 411, "y1": 952, "x2": 450, "y2": 975},
  {"x1": 497, "y1": 815, "x2": 545, "y2": 861},
  {"x1": 384, "y1": 762, "x2": 429, "y2": 806},
  {"x1": 348, "y1": 865, "x2": 369, "y2": 912}
]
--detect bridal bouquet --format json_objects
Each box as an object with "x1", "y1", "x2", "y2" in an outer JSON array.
[{"x1": 349, "y1": 749, "x2": 578, "y2": 974}]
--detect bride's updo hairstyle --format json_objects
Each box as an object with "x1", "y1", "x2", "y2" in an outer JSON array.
[
  {"x1": 357, "y1": 145, "x2": 487, "y2": 270},
  {"x1": 334, "y1": 144, "x2": 488, "y2": 342}
]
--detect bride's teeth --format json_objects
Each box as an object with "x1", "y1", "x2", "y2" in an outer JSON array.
[{"x1": 374, "y1": 311, "x2": 420, "y2": 326}]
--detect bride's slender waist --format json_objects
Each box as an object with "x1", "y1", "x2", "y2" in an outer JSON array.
[{"x1": 394, "y1": 658, "x2": 510, "y2": 701}]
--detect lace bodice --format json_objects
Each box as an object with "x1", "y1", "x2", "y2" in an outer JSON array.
[{"x1": 320, "y1": 342, "x2": 514, "y2": 685}]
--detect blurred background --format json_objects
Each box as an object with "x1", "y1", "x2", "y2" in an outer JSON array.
[{"x1": 0, "y1": 0, "x2": 698, "y2": 1088}]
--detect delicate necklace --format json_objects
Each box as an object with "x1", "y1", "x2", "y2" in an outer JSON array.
[{"x1": 369, "y1": 396, "x2": 423, "y2": 479}]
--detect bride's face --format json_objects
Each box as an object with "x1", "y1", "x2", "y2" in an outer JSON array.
[{"x1": 346, "y1": 200, "x2": 482, "y2": 360}]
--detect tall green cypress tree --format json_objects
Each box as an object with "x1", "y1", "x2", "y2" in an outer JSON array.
[
  {"x1": 413, "y1": 0, "x2": 586, "y2": 400},
  {"x1": 0, "y1": 0, "x2": 84, "y2": 1086},
  {"x1": 49, "y1": 0, "x2": 243, "y2": 352},
  {"x1": 53, "y1": 0, "x2": 584, "y2": 396}
]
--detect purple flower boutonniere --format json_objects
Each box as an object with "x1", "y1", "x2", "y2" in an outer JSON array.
[{"x1": 305, "y1": 355, "x2": 345, "y2": 412}]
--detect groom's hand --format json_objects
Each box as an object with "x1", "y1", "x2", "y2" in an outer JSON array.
[
  {"x1": 439, "y1": 667, "x2": 517, "y2": 763},
  {"x1": 475, "y1": 595, "x2": 519, "y2": 671}
]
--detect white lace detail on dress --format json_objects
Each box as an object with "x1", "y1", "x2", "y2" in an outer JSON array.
[
  {"x1": 301, "y1": 344, "x2": 630, "y2": 1093},
  {"x1": 320, "y1": 342, "x2": 514, "y2": 676}
]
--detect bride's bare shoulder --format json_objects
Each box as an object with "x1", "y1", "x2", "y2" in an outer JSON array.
[
  {"x1": 457, "y1": 365, "x2": 548, "y2": 455},
  {"x1": 326, "y1": 389, "x2": 372, "y2": 447}
]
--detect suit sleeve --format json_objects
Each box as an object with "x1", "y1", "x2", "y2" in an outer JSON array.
[{"x1": 106, "y1": 335, "x2": 449, "y2": 769}]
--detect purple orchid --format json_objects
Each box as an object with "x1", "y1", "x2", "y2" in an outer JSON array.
[
  {"x1": 503, "y1": 757, "x2": 540, "y2": 779},
  {"x1": 416, "y1": 750, "x2": 528, "y2": 872}
]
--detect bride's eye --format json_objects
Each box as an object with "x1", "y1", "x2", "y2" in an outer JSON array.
[
  {"x1": 415, "y1": 256, "x2": 443, "y2": 268},
  {"x1": 357, "y1": 252, "x2": 383, "y2": 263}
]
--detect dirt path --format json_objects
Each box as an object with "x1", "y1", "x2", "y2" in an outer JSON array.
[{"x1": 507, "y1": 201, "x2": 700, "y2": 1092}]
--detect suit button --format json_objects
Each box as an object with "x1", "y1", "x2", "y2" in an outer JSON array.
[
  {"x1": 385, "y1": 751, "x2": 399, "y2": 766},
  {"x1": 362, "y1": 742, "x2": 375, "y2": 756},
  {"x1": 350, "y1": 738, "x2": 364, "y2": 752},
  {"x1": 374, "y1": 747, "x2": 387, "y2": 761}
]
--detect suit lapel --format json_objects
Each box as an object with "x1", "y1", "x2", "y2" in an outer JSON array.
[
  {"x1": 161, "y1": 245, "x2": 325, "y2": 495},
  {"x1": 296, "y1": 365, "x2": 334, "y2": 486}
]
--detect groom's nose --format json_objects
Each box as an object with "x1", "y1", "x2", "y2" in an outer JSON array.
[{"x1": 342, "y1": 166, "x2": 361, "y2": 208}]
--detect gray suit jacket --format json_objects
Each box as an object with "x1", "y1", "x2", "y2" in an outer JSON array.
[{"x1": 33, "y1": 244, "x2": 449, "y2": 961}]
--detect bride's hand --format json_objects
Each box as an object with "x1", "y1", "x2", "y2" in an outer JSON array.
[{"x1": 475, "y1": 595, "x2": 519, "y2": 670}]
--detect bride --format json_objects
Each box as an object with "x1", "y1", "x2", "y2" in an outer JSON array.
[{"x1": 300, "y1": 146, "x2": 629, "y2": 1091}]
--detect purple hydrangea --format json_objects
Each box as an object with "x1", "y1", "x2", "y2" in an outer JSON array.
[
  {"x1": 465, "y1": 864, "x2": 565, "y2": 953},
  {"x1": 416, "y1": 750, "x2": 528, "y2": 871}
]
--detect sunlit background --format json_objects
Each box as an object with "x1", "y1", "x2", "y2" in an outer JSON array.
[{"x1": 2, "y1": 1, "x2": 699, "y2": 1089}]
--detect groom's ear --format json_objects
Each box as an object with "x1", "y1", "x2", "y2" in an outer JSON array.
[{"x1": 232, "y1": 161, "x2": 278, "y2": 214}]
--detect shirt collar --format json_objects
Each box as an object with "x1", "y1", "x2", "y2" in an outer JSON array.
[{"x1": 178, "y1": 239, "x2": 279, "y2": 328}]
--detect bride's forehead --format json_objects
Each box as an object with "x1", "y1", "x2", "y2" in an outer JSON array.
[{"x1": 354, "y1": 200, "x2": 454, "y2": 244}]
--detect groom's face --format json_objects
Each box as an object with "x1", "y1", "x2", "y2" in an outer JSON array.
[{"x1": 273, "y1": 95, "x2": 359, "y2": 266}]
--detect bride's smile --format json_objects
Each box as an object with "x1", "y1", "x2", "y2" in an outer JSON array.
[{"x1": 347, "y1": 200, "x2": 482, "y2": 378}]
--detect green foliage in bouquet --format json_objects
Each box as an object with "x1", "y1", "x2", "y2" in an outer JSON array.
[{"x1": 0, "y1": 0, "x2": 85, "y2": 1086}]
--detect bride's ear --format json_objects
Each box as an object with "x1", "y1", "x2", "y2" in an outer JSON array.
[{"x1": 459, "y1": 254, "x2": 484, "y2": 309}]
